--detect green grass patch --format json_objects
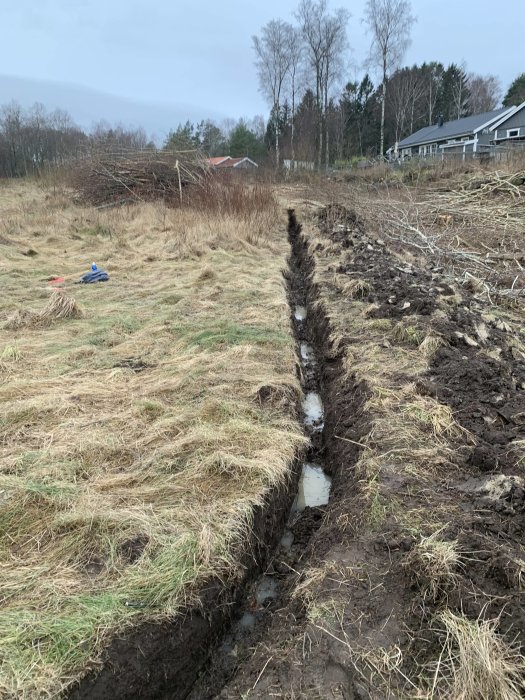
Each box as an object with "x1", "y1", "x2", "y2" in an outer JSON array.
[{"x1": 171, "y1": 319, "x2": 291, "y2": 350}]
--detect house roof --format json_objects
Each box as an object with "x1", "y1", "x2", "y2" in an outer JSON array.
[
  {"x1": 398, "y1": 107, "x2": 513, "y2": 148},
  {"x1": 489, "y1": 101, "x2": 525, "y2": 131},
  {"x1": 206, "y1": 156, "x2": 232, "y2": 166},
  {"x1": 216, "y1": 157, "x2": 258, "y2": 168}
]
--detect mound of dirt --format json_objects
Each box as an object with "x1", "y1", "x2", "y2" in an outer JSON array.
[
  {"x1": 427, "y1": 312, "x2": 525, "y2": 475},
  {"x1": 317, "y1": 203, "x2": 364, "y2": 242}
]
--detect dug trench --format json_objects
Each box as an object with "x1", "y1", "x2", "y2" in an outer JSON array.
[
  {"x1": 71, "y1": 205, "x2": 525, "y2": 698},
  {"x1": 185, "y1": 210, "x2": 367, "y2": 699},
  {"x1": 199, "y1": 206, "x2": 525, "y2": 698},
  {"x1": 68, "y1": 210, "x2": 360, "y2": 700}
]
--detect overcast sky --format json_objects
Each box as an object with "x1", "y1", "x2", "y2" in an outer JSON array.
[{"x1": 0, "y1": 0, "x2": 523, "y2": 139}]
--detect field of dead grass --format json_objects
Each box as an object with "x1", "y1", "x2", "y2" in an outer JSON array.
[{"x1": 0, "y1": 178, "x2": 304, "y2": 697}]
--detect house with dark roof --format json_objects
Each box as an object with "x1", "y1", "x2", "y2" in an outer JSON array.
[
  {"x1": 490, "y1": 102, "x2": 525, "y2": 144},
  {"x1": 395, "y1": 105, "x2": 523, "y2": 160}
]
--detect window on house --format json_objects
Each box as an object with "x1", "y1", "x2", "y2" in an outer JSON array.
[{"x1": 507, "y1": 129, "x2": 520, "y2": 138}]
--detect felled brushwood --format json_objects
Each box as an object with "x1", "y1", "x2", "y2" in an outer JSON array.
[{"x1": 72, "y1": 149, "x2": 208, "y2": 206}]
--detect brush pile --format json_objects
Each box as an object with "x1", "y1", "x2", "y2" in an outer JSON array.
[
  {"x1": 72, "y1": 149, "x2": 208, "y2": 206},
  {"x1": 5, "y1": 289, "x2": 82, "y2": 330},
  {"x1": 427, "y1": 171, "x2": 525, "y2": 236},
  {"x1": 458, "y1": 170, "x2": 525, "y2": 198}
]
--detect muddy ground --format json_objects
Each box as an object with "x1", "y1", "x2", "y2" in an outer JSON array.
[{"x1": 192, "y1": 201, "x2": 525, "y2": 699}]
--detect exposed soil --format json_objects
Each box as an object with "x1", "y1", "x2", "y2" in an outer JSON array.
[{"x1": 208, "y1": 205, "x2": 525, "y2": 698}]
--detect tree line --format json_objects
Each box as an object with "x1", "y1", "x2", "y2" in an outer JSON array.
[
  {"x1": 2, "y1": 0, "x2": 525, "y2": 178},
  {"x1": 0, "y1": 99, "x2": 271, "y2": 178},
  {"x1": 253, "y1": 0, "x2": 525, "y2": 166},
  {"x1": 0, "y1": 101, "x2": 158, "y2": 178},
  {"x1": 163, "y1": 117, "x2": 267, "y2": 160}
]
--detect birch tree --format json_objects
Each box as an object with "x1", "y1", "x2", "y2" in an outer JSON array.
[
  {"x1": 252, "y1": 20, "x2": 293, "y2": 167},
  {"x1": 321, "y1": 8, "x2": 348, "y2": 167},
  {"x1": 363, "y1": 0, "x2": 415, "y2": 156},
  {"x1": 296, "y1": 0, "x2": 348, "y2": 169},
  {"x1": 296, "y1": 0, "x2": 327, "y2": 169},
  {"x1": 287, "y1": 26, "x2": 304, "y2": 168}
]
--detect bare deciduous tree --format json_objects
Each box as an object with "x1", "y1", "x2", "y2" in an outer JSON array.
[
  {"x1": 364, "y1": 0, "x2": 415, "y2": 156},
  {"x1": 286, "y1": 26, "x2": 304, "y2": 168},
  {"x1": 387, "y1": 66, "x2": 425, "y2": 143},
  {"x1": 321, "y1": 8, "x2": 349, "y2": 167},
  {"x1": 296, "y1": 0, "x2": 328, "y2": 169},
  {"x1": 296, "y1": 0, "x2": 348, "y2": 169},
  {"x1": 468, "y1": 73, "x2": 501, "y2": 114},
  {"x1": 451, "y1": 64, "x2": 469, "y2": 119},
  {"x1": 422, "y1": 61, "x2": 444, "y2": 126},
  {"x1": 252, "y1": 20, "x2": 294, "y2": 167}
]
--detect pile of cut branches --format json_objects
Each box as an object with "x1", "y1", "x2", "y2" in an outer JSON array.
[
  {"x1": 421, "y1": 170, "x2": 525, "y2": 236},
  {"x1": 458, "y1": 170, "x2": 525, "y2": 199},
  {"x1": 71, "y1": 149, "x2": 208, "y2": 206},
  {"x1": 356, "y1": 181, "x2": 525, "y2": 306}
]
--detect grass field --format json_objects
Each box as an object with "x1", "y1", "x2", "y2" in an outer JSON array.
[{"x1": 0, "y1": 179, "x2": 304, "y2": 697}]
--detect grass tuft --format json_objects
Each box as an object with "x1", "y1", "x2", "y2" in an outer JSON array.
[
  {"x1": 404, "y1": 528, "x2": 460, "y2": 601},
  {"x1": 4, "y1": 289, "x2": 82, "y2": 330},
  {"x1": 342, "y1": 278, "x2": 371, "y2": 299},
  {"x1": 424, "y1": 611, "x2": 525, "y2": 700}
]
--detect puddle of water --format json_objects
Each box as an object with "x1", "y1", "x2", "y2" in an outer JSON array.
[
  {"x1": 239, "y1": 612, "x2": 256, "y2": 629},
  {"x1": 292, "y1": 463, "x2": 332, "y2": 513},
  {"x1": 302, "y1": 391, "x2": 324, "y2": 429},
  {"x1": 280, "y1": 529, "x2": 294, "y2": 550},
  {"x1": 255, "y1": 576, "x2": 278, "y2": 606},
  {"x1": 294, "y1": 305, "x2": 307, "y2": 321},
  {"x1": 300, "y1": 342, "x2": 315, "y2": 364}
]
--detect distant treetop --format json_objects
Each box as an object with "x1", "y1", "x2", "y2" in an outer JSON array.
[{"x1": 503, "y1": 73, "x2": 525, "y2": 108}]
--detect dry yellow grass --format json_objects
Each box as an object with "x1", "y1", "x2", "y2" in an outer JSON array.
[
  {"x1": 0, "y1": 179, "x2": 304, "y2": 697},
  {"x1": 422, "y1": 611, "x2": 525, "y2": 700},
  {"x1": 403, "y1": 528, "x2": 461, "y2": 602}
]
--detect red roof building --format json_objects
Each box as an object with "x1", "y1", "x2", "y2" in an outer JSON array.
[
  {"x1": 206, "y1": 156, "x2": 258, "y2": 169},
  {"x1": 206, "y1": 156, "x2": 232, "y2": 167}
]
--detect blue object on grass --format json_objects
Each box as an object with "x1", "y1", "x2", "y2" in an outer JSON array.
[
  {"x1": 91, "y1": 262, "x2": 97, "y2": 271},
  {"x1": 78, "y1": 269, "x2": 109, "y2": 283}
]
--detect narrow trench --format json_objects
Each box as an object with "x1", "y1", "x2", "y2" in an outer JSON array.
[{"x1": 188, "y1": 209, "x2": 332, "y2": 699}]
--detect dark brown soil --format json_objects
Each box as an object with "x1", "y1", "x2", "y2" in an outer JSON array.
[
  {"x1": 427, "y1": 321, "x2": 525, "y2": 474},
  {"x1": 211, "y1": 205, "x2": 525, "y2": 699},
  {"x1": 326, "y1": 204, "x2": 525, "y2": 477}
]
